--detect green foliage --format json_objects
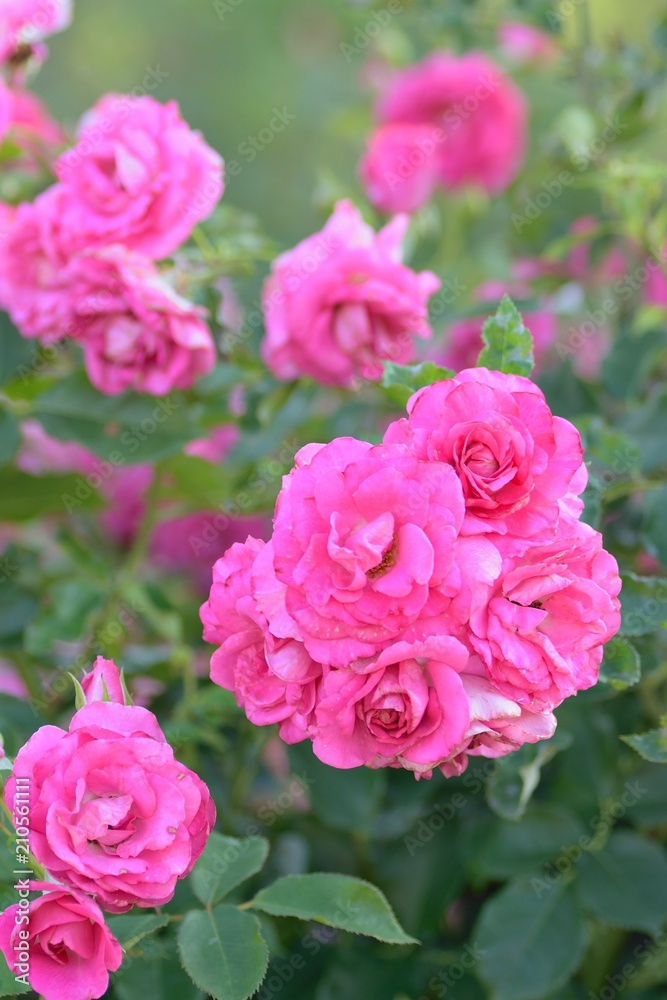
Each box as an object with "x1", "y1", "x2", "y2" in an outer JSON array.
[
  {"x1": 177, "y1": 907, "x2": 269, "y2": 1000},
  {"x1": 190, "y1": 833, "x2": 270, "y2": 907},
  {"x1": 477, "y1": 296, "x2": 535, "y2": 377}
]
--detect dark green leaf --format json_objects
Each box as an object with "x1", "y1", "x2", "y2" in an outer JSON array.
[
  {"x1": 190, "y1": 832, "x2": 269, "y2": 907},
  {"x1": 576, "y1": 831, "x2": 667, "y2": 933},
  {"x1": 477, "y1": 295, "x2": 534, "y2": 376},
  {"x1": 621, "y1": 720, "x2": 667, "y2": 763},
  {"x1": 486, "y1": 731, "x2": 573, "y2": 822},
  {"x1": 599, "y1": 637, "x2": 641, "y2": 690},
  {"x1": 106, "y1": 913, "x2": 169, "y2": 950},
  {"x1": 618, "y1": 573, "x2": 667, "y2": 637},
  {"x1": 249, "y1": 874, "x2": 418, "y2": 945},
  {"x1": 177, "y1": 905, "x2": 269, "y2": 1000},
  {"x1": 0, "y1": 411, "x2": 20, "y2": 466},
  {"x1": 0, "y1": 469, "x2": 101, "y2": 521},
  {"x1": 0, "y1": 315, "x2": 34, "y2": 388},
  {"x1": 476, "y1": 878, "x2": 588, "y2": 1000}
]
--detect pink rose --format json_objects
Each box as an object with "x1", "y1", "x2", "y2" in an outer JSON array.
[
  {"x1": 17, "y1": 419, "x2": 93, "y2": 475},
  {"x1": 257, "y1": 437, "x2": 467, "y2": 666},
  {"x1": 3, "y1": 87, "x2": 64, "y2": 171},
  {"x1": 184, "y1": 423, "x2": 239, "y2": 463},
  {"x1": 440, "y1": 671, "x2": 557, "y2": 777},
  {"x1": 432, "y1": 282, "x2": 557, "y2": 373},
  {"x1": 55, "y1": 94, "x2": 223, "y2": 260},
  {"x1": 372, "y1": 52, "x2": 527, "y2": 195},
  {"x1": 0, "y1": 883, "x2": 122, "y2": 1000},
  {"x1": 68, "y1": 246, "x2": 216, "y2": 395},
  {"x1": 312, "y1": 636, "x2": 471, "y2": 774},
  {"x1": 0, "y1": 187, "x2": 76, "y2": 341},
  {"x1": 497, "y1": 22, "x2": 559, "y2": 65},
  {"x1": 80, "y1": 655, "x2": 128, "y2": 704},
  {"x1": 359, "y1": 122, "x2": 440, "y2": 214},
  {"x1": 201, "y1": 537, "x2": 321, "y2": 744},
  {"x1": 0, "y1": 659, "x2": 29, "y2": 699},
  {"x1": 261, "y1": 199, "x2": 440, "y2": 386},
  {"x1": 5, "y1": 696, "x2": 215, "y2": 912},
  {"x1": 384, "y1": 368, "x2": 586, "y2": 536},
  {"x1": 468, "y1": 520, "x2": 621, "y2": 711},
  {"x1": 0, "y1": 0, "x2": 72, "y2": 64}
]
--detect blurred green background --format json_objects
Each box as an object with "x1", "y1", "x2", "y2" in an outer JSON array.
[{"x1": 36, "y1": 0, "x2": 665, "y2": 253}]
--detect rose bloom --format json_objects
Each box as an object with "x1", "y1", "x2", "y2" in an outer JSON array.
[
  {"x1": 4, "y1": 87, "x2": 65, "y2": 170},
  {"x1": 359, "y1": 122, "x2": 441, "y2": 214},
  {"x1": 0, "y1": 186, "x2": 76, "y2": 341},
  {"x1": 4, "y1": 692, "x2": 215, "y2": 912},
  {"x1": 261, "y1": 199, "x2": 440, "y2": 386},
  {"x1": 0, "y1": 0, "x2": 72, "y2": 64},
  {"x1": 372, "y1": 51, "x2": 527, "y2": 196},
  {"x1": 432, "y1": 282, "x2": 557, "y2": 373},
  {"x1": 255, "y1": 437, "x2": 471, "y2": 666},
  {"x1": 384, "y1": 368, "x2": 586, "y2": 537},
  {"x1": 201, "y1": 537, "x2": 321, "y2": 744},
  {"x1": 55, "y1": 94, "x2": 224, "y2": 260},
  {"x1": 311, "y1": 636, "x2": 471, "y2": 774},
  {"x1": 497, "y1": 22, "x2": 559, "y2": 65},
  {"x1": 0, "y1": 883, "x2": 122, "y2": 1000},
  {"x1": 468, "y1": 520, "x2": 621, "y2": 712},
  {"x1": 440, "y1": 670, "x2": 557, "y2": 777},
  {"x1": 80, "y1": 655, "x2": 128, "y2": 705},
  {"x1": 69, "y1": 246, "x2": 216, "y2": 395}
]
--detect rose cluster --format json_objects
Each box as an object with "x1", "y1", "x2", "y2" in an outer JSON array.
[
  {"x1": 202, "y1": 367, "x2": 621, "y2": 778},
  {"x1": 0, "y1": 657, "x2": 215, "y2": 1000},
  {"x1": 0, "y1": 91, "x2": 223, "y2": 395}
]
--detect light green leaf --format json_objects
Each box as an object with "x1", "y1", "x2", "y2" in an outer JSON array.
[
  {"x1": 477, "y1": 295, "x2": 534, "y2": 377},
  {"x1": 177, "y1": 906, "x2": 268, "y2": 1000},
  {"x1": 190, "y1": 832, "x2": 270, "y2": 907},
  {"x1": 576, "y1": 831, "x2": 667, "y2": 934},
  {"x1": 0, "y1": 469, "x2": 102, "y2": 521},
  {"x1": 380, "y1": 361, "x2": 454, "y2": 407},
  {"x1": 476, "y1": 878, "x2": 588, "y2": 1000},
  {"x1": 249, "y1": 873, "x2": 418, "y2": 945},
  {"x1": 106, "y1": 913, "x2": 169, "y2": 951}
]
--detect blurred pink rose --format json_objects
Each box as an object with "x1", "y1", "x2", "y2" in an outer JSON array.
[
  {"x1": 365, "y1": 51, "x2": 526, "y2": 204},
  {"x1": 262, "y1": 199, "x2": 440, "y2": 386},
  {"x1": 5, "y1": 693, "x2": 215, "y2": 912},
  {"x1": 55, "y1": 94, "x2": 223, "y2": 260},
  {"x1": 0, "y1": 882, "x2": 122, "y2": 1000},
  {"x1": 497, "y1": 22, "x2": 559, "y2": 65},
  {"x1": 433, "y1": 281, "x2": 557, "y2": 373},
  {"x1": 0, "y1": 187, "x2": 76, "y2": 341},
  {"x1": 3, "y1": 87, "x2": 64, "y2": 169},
  {"x1": 0, "y1": 0, "x2": 72, "y2": 65},
  {"x1": 69, "y1": 246, "x2": 216, "y2": 395},
  {"x1": 359, "y1": 122, "x2": 440, "y2": 214},
  {"x1": 17, "y1": 418, "x2": 92, "y2": 475},
  {"x1": 468, "y1": 520, "x2": 621, "y2": 712},
  {"x1": 385, "y1": 368, "x2": 585, "y2": 537},
  {"x1": 0, "y1": 659, "x2": 28, "y2": 699},
  {"x1": 312, "y1": 636, "x2": 471, "y2": 774}
]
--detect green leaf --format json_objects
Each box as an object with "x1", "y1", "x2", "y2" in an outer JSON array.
[
  {"x1": 476, "y1": 878, "x2": 588, "y2": 1000},
  {"x1": 0, "y1": 469, "x2": 101, "y2": 521},
  {"x1": 0, "y1": 411, "x2": 19, "y2": 466},
  {"x1": 287, "y1": 742, "x2": 385, "y2": 835},
  {"x1": 0, "y1": 953, "x2": 31, "y2": 996},
  {"x1": 380, "y1": 361, "x2": 454, "y2": 407},
  {"x1": 599, "y1": 637, "x2": 642, "y2": 690},
  {"x1": 0, "y1": 314, "x2": 34, "y2": 389},
  {"x1": 106, "y1": 913, "x2": 169, "y2": 950},
  {"x1": 249, "y1": 874, "x2": 418, "y2": 945},
  {"x1": 177, "y1": 905, "x2": 269, "y2": 1000},
  {"x1": 576, "y1": 831, "x2": 667, "y2": 934},
  {"x1": 33, "y1": 371, "x2": 200, "y2": 465},
  {"x1": 621, "y1": 720, "x2": 667, "y2": 763},
  {"x1": 642, "y1": 484, "x2": 667, "y2": 569},
  {"x1": 477, "y1": 295, "x2": 534, "y2": 377},
  {"x1": 486, "y1": 731, "x2": 573, "y2": 822},
  {"x1": 618, "y1": 573, "x2": 667, "y2": 637},
  {"x1": 114, "y1": 929, "x2": 204, "y2": 1000},
  {"x1": 190, "y1": 832, "x2": 269, "y2": 907}
]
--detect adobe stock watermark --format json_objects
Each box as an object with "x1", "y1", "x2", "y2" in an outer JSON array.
[
  {"x1": 340, "y1": 1, "x2": 403, "y2": 63},
  {"x1": 587, "y1": 930, "x2": 667, "y2": 1000},
  {"x1": 417, "y1": 943, "x2": 486, "y2": 1000},
  {"x1": 512, "y1": 116, "x2": 627, "y2": 232},
  {"x1": 530, "y1": 779, "x2": 647, "y2": 897},
  {"x1": 10, "y1": 776, "x2": 34, "y2": 989},
  {"x1": 381, "y1": 73, "x2": 500, "y2": 195}
]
